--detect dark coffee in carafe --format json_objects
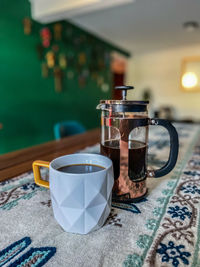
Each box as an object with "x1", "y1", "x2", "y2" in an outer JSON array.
[
  {"x1": 101, "y1": 140, "x2": 120, "y2": 180},
  {"x1": 101, "y1": 140, "x2": 147, "y2": 181}
]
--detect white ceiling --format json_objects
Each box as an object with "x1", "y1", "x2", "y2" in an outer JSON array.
[
  {"x1": 71, "y1": 0, "x2": 200, "y2": 55},
  {"x1": 31, "y1": 0, "x2": 135, "y2": 24}
]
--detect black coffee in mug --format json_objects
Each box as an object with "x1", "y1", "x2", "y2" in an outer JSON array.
[{"x1": 57, "y1": 164, "x2": 105, "y2": 174}]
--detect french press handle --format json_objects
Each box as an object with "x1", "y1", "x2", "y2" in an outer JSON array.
[{"x1": 148, "y1": 119, "x2": 179, "y2": 178}]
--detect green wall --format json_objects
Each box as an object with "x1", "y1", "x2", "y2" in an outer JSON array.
[{"x1": 0, "y1": 0, "x2": 129, "y2": 154}]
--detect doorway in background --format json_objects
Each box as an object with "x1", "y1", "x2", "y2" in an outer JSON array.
[
  {"x1": 111, "y1": 52, "x2": 127, "y2": 100},
  {"x1": 112, "y1": 73, "x2": 125, "y2": 99}
]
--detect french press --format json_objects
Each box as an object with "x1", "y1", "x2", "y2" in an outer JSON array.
[{"x1": 97, "y1": 86, "x2": 179, "y2": 202}]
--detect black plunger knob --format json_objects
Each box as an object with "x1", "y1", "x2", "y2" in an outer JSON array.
[{"x1": 115, "y1": 85, "x2": 134, "y2": 100}]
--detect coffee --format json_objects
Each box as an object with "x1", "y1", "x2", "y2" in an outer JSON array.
[
  {"x1": 101, "y1": 140, "x2": 120, "y2": 180},
  {"x1": 128, "y1": 140, "x2": 147, "y2": 180},
  {"x1": 101, "y1": 140, "x2": 147, "y2": 181},
  {"x1": 58, "y1": 164, "x2": 105, "y2": 174}
]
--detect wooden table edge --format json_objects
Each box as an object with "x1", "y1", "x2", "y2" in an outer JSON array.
[{"x1": 0, "y1": 128, "x2": 100, "y2": 182}]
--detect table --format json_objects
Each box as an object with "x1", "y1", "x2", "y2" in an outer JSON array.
[
  {"x1": 0, "y1": 128, "x2": 100, "y2": 182},
  {"x1": 0, "y1": 124, "x2": 200, "y2": 267}
]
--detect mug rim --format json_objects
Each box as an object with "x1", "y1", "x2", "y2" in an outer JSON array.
[{"x1": 50, "y1": 153, "x2": 113, "y2": 176}]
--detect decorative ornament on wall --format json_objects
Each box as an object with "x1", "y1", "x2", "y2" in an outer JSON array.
[
  {"x1": 67, "y1": 71, "x2": 74, "y2": 80},
  {"x1": 59, "y1": 54, "x2": 67, "y2": 69},
  {"x1": 78, "y1": 75, "x2": 86, "y2": 88},
  {"x1": 53, "y1": 23, "x2": 62, "y2": 41},
  {"x1": 24, "y1": 20, "x2": 122, "y2": 93},
  {"x1": 101, "y1": 83, "x2": 109, "y2": 93},
  {"x1": 52, "y1": 44, "x2": 59, "y2": 53},
  {"x1": 78, "y1": 53, "x2": 86, "y2": 65},
  {"x1": 97, "y1": 76, "x2": 104, "y2": 86},
  {"x1": 54, "y1": 66, "x2": 63, "y2": 92},
  {"x1": 46, "y1": 51, "x2": 55, "y2": 68},
  {"x1": 40, "y1": 27, "x2": 51, "y2": 48},
  {"x1": 23, "y1": 17, "x2": 32, "y2": 35},
  {"x1": 82, "y1": 69, "x2": 89, "y2": 78}
]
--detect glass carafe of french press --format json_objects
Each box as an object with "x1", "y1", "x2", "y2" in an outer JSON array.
[{"x1": 97, "y1": 86, "x2": 179, "y2": 203}]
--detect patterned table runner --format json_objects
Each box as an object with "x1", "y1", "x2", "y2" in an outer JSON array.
[{"x1": 0, "y1": 123, "x2": 200, "y2": 267}]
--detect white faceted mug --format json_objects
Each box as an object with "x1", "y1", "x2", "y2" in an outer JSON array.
[{"x1": 32, "y1": 153, "x2": 114, "y2": 234}]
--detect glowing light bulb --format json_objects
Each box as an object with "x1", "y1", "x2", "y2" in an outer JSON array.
[{"x1": 182, "y1": 72, "x2": 198, "y2": 88}]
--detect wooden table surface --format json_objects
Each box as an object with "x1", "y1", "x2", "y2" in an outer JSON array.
[{"x1": 0, "y1": 128, "x2": 100, "y2": 182}]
